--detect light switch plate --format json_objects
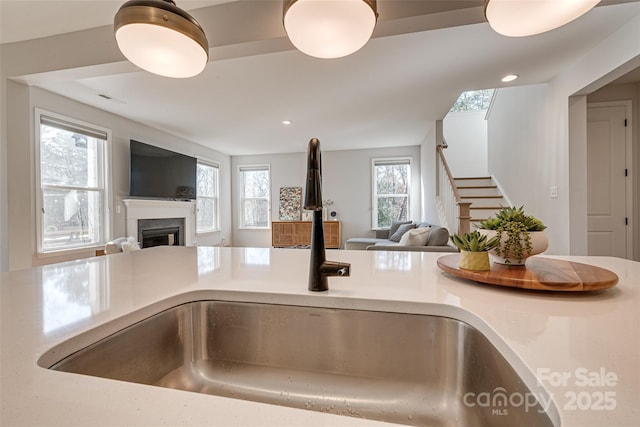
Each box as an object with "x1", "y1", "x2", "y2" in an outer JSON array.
[{"x1": 550, "y1": 186, "x2": 558, "y2": 198}]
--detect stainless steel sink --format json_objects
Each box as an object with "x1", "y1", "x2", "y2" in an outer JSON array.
[{"x1": 45, "y1": 301, "x2": 556, "y2": 426}]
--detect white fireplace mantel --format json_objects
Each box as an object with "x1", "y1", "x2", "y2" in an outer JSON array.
[{"x1": 122, "y1": 199, "x2": 196, "y2": 246}]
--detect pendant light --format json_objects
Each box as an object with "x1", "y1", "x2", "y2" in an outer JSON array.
[
  {"x1": 114, "y1": 0, "x2": 209, "y2": 78},
  {"x1": 283, "y1": 0, "x2": 378, "y2": 59},
  {"x1": 485, "y1": 0, "x2": 601, "y2": 37}
]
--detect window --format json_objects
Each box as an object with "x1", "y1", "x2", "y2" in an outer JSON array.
[
  {"x1": 449, "y1": 89, "x2": 495, "y2": 112},
  {"x1": 196, "y1": 161, "x2": 219, "y2": 233},
  {"x1": 372, "y1": 158, "x2": 410, "y2": 229},
  {"x1": 36, "y1": 110, "x2": 110, "y2": 253},
  {"x1": 238, "y1": 165, "x2": 270, "y2": 228}
]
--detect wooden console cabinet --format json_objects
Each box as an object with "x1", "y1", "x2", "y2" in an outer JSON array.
[{"x1": 272, "y1": 221, "x2": 341, "y2": 248}]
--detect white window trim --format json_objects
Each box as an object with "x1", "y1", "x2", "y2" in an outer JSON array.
[
  {"x1": 371, "y1": 157, "x2": 412, "y2": 230},
  {"x1": 196, "y1": 160, "x2": 220, "y2": 234},
  {"x1": 237, "y1": 164, "x2": 271, "y2": 230},
  {"x1": 34, "y1": 108, "x2": 112, "y2": 257}
]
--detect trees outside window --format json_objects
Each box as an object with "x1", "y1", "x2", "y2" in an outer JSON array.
[
  {"x1": 37, "y1": 111, "x2": 109, "y2": 253},
  {"x1": 196, "y1": 162, "x2": 219, "y2": 232},
  {"x1": 239, "y1": 165, "x2": 270, "y2": 228},
  {"x1": 372, "y1": 158, "x2": 410, "y2": 229},
  {"x1": 450, "y1": 89, "x2": 495, "y2": 112}
]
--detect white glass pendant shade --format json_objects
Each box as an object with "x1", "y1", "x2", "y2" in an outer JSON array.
[
  {"x1": 114, "y1": 1, "x2": 209, "y2": 78},
  {"x1": 283, "y1": 0, "x2": 377, "y2": 59},
  {"x1": 485, "y1": 0, "x2": 601, "y2": 37}
]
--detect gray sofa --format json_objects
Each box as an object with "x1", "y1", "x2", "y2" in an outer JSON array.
[{"x1": 344, "y1": 221, "x2": 458, "y2": 252}]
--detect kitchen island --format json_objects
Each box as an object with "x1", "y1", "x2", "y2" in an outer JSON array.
[{"x1": 1, "y1": 246, "x2": 638, "y2": 426}]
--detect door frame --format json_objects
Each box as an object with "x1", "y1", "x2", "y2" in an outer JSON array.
[{"x1": 586, "y1": 100, "x2": 633, "y2": 259}]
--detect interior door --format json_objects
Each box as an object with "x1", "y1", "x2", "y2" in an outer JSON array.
[{"x1": 586, "y1": 104, "x2": 628, "y2": 258}]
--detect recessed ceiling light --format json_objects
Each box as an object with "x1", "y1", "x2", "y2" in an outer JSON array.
[
  {"x1": 501, "y1": 74, "x2": 519, "y2": 83},
  {"x1": 282, "y1": 120, "x2": 293, "y2": 125}
]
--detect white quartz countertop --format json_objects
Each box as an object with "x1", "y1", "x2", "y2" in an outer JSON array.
[{"x1": 1, "y1": 246, "x2": 639, "y2": 426}]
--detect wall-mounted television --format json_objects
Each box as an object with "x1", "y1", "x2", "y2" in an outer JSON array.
[{"x1": 129, "y1": 140, "x2": 197, "y2": 200}]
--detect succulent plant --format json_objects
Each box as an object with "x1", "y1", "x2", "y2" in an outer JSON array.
[
  {"x1": 476, "y1": 206, "x2": 546, "y2": 264},
  {"x1": 450, "y1": 230, "x2": 501, "y2": 252},
  {"x1": 478, "y1": 206, "x2": 546, "y2": 232}
]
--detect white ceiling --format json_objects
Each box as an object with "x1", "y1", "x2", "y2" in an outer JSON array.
[
  {"x1": 3, "y1": 0, "x2": 640, "y2": 155},
  {"x1": 0, "y1": 0, "x2": 231, "y2": 44}
]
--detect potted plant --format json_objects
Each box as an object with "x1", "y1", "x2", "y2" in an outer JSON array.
[
  {"x1": 450, "y1": 230, "x2": 501, "y2": 271},
  {"x1": 477, "y1": 206, "x2": 548, "y2": 265}
]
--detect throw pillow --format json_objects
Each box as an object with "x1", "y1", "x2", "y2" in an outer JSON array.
[
  {"x1": 398, "y1": 227, "x2": 431, "y2": 246},
  {"x1": 389, "y1": 223, "x2": 416, "y2": 242},
  {"x1": 388, "y1": 220, "x2": 412, "y2": 238},
  {"x1": 426, "y1": 226, "x2": 450, "y2": 246}
]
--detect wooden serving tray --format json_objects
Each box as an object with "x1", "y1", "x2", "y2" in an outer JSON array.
[{"x1": 436, "y1": 254, "x2": 618, "y2": 291}]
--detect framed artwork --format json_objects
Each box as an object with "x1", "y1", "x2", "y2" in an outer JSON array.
[
  {"x1": 279, "y1": 187, "x2": 302, "y2": 220},
  {"x1": 301, "y1": 210, "x2": 313, "y2": 221}
]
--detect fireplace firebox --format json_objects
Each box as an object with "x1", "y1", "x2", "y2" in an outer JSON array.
[{"x1": 137, "y1": 218, "x2": 185, "y2": 249}]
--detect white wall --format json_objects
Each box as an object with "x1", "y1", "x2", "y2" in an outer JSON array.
[
  {"x1": 587, "y1": 82, "x2": 640, "y2": 260},
  {"x1": 568, "y1": 95, "x2": 588, "y2": 255},
  {"x1": 443, "y1": 111, "x2": 488, "y2": 177},
  {"x1": 5, "y1": 85, "x2": 231, "y2": 270},
  {"x1": 420, "y1": 122, "x2": 440, "y2": 225},
  {"x1": 486, "y1": 11, "x2": 640, "y2": 257},
  {"x1": 560, "y1": 12, "x2": 640, "y2": 259},
  {"x1": 5, "y1": 80, "x2": 32, "y2": 270},
  {"x1": 486, "y1": 84, "x2": 564, "y2": 252},
  {"x1": 0, "y1": 66, "x2": 7, "y2": 272},
  {"x1": 231, "y1": 145, "x2": 422, "y2": 248}
]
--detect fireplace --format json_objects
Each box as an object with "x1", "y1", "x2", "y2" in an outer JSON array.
[
  {"x1": 123, "y1": 199, "x2": 196, "y2": 247},
  {"x1": 138, "y1": 218, "x2": 185, "y2": 249}
]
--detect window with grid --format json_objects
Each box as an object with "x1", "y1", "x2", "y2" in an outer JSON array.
[
  {"x1": 196, "y1": 161, "x2": 219, "y2": 233},
  {"x1": 238, "y1": 165, "x2": 270, "y2": 228},
  {"x1": 372, "y1": 158, "x2": 411, "y2": 229},
  {"x1": 36, "y1": 110, "x2": 110, "y2": 253}
]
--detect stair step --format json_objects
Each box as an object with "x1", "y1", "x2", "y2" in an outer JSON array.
[
  {"x1": 457, "y1": 185, "x2": 497, "y2": 190},
  {"x1": 444, "y1": 176, "x2": 506, "y2": 230},
  {"x1": 455, "y1": 177, "x2": 493, "y2": 186},
  {"x1": 458, "y1": 187, "x2": 501, "y2": 197},
  {"x1": 464, "y1": 198, "x2": 506, "y2": 208}
]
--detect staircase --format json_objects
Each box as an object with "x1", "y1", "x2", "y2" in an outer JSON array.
[
  {"x1": 435, "y1": 145, "x2": 509, "y2": 236},
  {"x1": 454, "y1": 177, "x2": 507, "y2": 229}
]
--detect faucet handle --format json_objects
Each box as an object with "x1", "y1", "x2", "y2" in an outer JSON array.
[
  {"x1": 324, "y1": 261, "x2": 351, "y2": 277},
  {"x1": 337, "y1": 263, "x2": 351, "y2": 276},
  {"x1": 321, "y1": 261, "x2": 350, "y2": 278}
]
